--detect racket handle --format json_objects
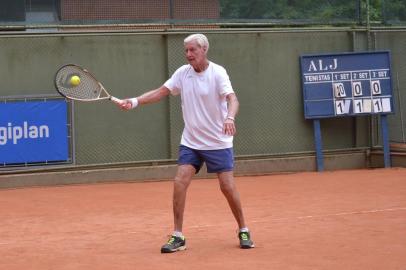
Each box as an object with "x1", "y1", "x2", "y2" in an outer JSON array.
[{"x1": 110, "y1": 96, "x2": 122, "y2": 104}]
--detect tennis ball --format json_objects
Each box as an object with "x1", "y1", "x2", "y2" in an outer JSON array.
[{"x1": 70, "y1": 75, "x2": 81, "y2": 86}]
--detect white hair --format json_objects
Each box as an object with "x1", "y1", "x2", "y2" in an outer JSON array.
[{"x1": 184, "y1": 33, "x2": 209, "y2": 52}]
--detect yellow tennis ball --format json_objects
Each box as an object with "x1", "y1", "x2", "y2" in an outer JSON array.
[{"x1": 70, "y1": 75, "x2": 80, "y2": 86}]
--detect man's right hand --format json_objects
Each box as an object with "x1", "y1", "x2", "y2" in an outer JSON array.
[{"x1": 119, "y1": 99, "x2": 133, "y2": 110}]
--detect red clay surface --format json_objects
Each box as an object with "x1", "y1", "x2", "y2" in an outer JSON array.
[{"x1": 1, "y1": 168, "x2": 406, "y2": 270}]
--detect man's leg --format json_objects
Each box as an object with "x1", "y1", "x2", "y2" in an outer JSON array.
[
  {"x1": 218, "y1": 171, "x2": 254, "y2": 248},
  {"x1": 217, "y1": 171, "x2": 246, "y2": 229},
  {"x1": 173, "y1": 164, "x2": 195, "y2": 232},
  {"x1": 161, "y1": 164, "x2": 195, "y2": 253}
]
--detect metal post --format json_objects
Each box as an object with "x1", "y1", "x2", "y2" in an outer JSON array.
[
  {"x1": 396, "y1": 72, "x2": 406, "y2": 143},
  {"x1": 380, "y1": 115, "x2": 391, "y2": 167},
  {"x1": 357, "y1": 0, "x2": 362, "y2": 25},
  {"x1": 169, "y1": 0, "x2": 174, "y2": 19},
  {"x1": 313, "y1": 119, "x2": 324, "y2": 172},
  {"x1": 381, "y1": 0, "x2": 386, "y2": 24}
]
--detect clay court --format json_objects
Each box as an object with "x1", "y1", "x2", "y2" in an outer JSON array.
[{"x1": 1, "y1": 168, "x2": 405, "y2": 270}]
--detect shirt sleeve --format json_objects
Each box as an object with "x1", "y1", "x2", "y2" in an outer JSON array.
[
  {"x1": 216, "y1": 66, "x2": 234, "y2": 96},
  {"x1": 164, "y1": 67, "x2": 183, "y2": 96}
]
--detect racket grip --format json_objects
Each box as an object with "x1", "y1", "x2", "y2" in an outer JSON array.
[{"x1": 110, "y1": 96, "x2": 122, "y2": 104}]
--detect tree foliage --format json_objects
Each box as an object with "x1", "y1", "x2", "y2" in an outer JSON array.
[{"x1": 219, "y1": 0, "x2": 406, "y2": 23}]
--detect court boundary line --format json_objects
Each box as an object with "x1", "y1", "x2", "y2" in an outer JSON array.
[{"x1": 188, "y1": 207, "x2": 406, "y2": 229}]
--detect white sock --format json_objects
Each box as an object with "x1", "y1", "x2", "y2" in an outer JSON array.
[
  {"x1": 239, "y1": 227, "x2": 249, "y2": 233},
  {"x1": 172, "y1": 231, "x2": 183, "y2": 237}
]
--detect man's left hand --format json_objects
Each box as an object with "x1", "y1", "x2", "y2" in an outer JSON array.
[{"x1": 223, "y1": 119, "x2": 236, "y2": 136}]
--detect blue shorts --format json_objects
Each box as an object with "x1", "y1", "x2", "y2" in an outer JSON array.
[{"x1": 178, "y1": 145, "x2": 234, "y2": 174}]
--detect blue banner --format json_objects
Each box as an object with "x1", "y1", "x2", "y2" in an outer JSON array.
[{"x1": 0, "y1": 100, "x2": 69, "y2": 165}]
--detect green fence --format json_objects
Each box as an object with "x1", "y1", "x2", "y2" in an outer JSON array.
[{"x1": 1, "y1": 29, "x2": 405, "y2": 168}]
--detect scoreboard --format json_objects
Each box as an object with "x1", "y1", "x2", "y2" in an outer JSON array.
[
  {"x1": 300, "y1": 51, "x2": 394, "y2": 170},
  {"x1": 300, "y1": 51, "x2": 394, "y2": 119}
]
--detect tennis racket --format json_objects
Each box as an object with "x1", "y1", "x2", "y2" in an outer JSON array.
[{"x1": 54, "y1": 64, "x2": 123, "y2": 104}]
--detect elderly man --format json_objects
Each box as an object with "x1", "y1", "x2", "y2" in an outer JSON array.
[{"x1": 118, "y1": 33, "x2": 254, "y2": 253}]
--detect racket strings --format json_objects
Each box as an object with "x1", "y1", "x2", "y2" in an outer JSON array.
[{"x1": 55, "y1": 65, "x2": 103, "y2": 100}]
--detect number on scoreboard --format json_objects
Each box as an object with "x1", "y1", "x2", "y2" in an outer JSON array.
[
  {"x1": 353, "y1": 99, "x2": 363, "y2": 113},
  {"x1": 335, "y1": 100, "x2": 350, "y2": 115},
  {"x1": 333, "y1": 83, "x2": 346, "y2": 98},
  {"x1": 352, "y1": 81, "x2": 363, "y2": 97},
  {"x1": 371, "y1": 80, "x2": 382, "y2": 95},
  {"x1": 373, "y1": 98, "x2": 383, "y2": 112}
]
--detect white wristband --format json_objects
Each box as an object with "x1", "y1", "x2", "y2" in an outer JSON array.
[
  {"x1": 226, "y1": 116, "x2": 235, "y2": 121},
  {"x1": 129, "y1": 98, "x2": 139, "y2": 109}
]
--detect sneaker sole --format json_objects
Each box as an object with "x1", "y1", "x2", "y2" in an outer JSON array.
[
  {"x1": 161, "y1": 245, "x2": 187, "y2": 253},
  {"x1": 240, "y1": 244, "x2": 255, "y2": 249}
]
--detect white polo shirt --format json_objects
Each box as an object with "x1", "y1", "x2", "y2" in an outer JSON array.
[{"x1": 164, "y1": 61, "x2": 235, "y2": 150}]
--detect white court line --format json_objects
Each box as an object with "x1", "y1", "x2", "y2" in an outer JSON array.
[
  {"x1": 266, "y1": 207, "x2": 406, "y2": 222},
  {"x1": 188, "y1": 207, "x2": 406, "y2": 229}
]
